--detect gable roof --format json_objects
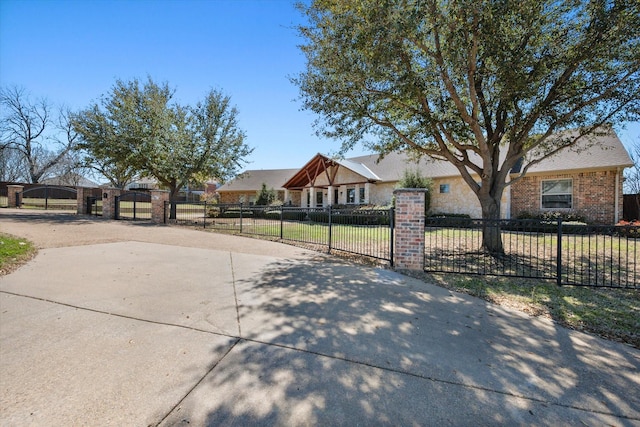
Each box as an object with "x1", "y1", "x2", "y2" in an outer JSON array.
[
  {"x1": 220, "y1": 128, "x2": 633, "y2": 192},
  {"x1": 517, "y1": 128, "x2": 633, "y2": 174},
  {"x1": 41, "y1": 174, "x2": 100, "y2": 187},
  {"x1": 283, "y1": 153, "x2": 381, "y2": 189},
  {"x1": 217, "y1": 168, "x2": 299, "y2": 192},
  {"x1": 353, "y1": 128, "x2": 632, "y2": 179}
]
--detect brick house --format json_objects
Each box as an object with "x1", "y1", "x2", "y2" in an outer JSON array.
[
  {"x1": 217, "y1": 129, "x2": 633, "y2": 224},
  {"x1": 216, "y1": 169, "x2": 299, "y2": 204}
]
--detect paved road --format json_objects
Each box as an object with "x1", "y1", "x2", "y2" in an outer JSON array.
[{"x1": 1, "y1": 210, "x2": 639, "y2": 426}]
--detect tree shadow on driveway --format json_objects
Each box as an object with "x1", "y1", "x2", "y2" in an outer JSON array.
[{"x1": 162, "y1": 258, "x2": 640, "y2": 426}]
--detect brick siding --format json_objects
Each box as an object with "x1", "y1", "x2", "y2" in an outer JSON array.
[{"x1": 510, "y1": 169, "x2": 623, "y2": 224}]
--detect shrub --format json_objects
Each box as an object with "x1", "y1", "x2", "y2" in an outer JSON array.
[
  {"x1": 255, "y1": 183, "x2": 276, "y2": 206},
  {"x1": 207, "y1": 207, "x2": 221, "y2": 218},
  {"x1": 395, "y1": 169, "x2": 432, "y2": 213},
  {"x1": 615, "y1": 220, "x2": 640, "y2": 238},
  {"x1": 516, "y1": 210, "x2": 587, "y2": 223},
  {"x1": 221, "y1": 208, "x2": 253, "y2": 218}
]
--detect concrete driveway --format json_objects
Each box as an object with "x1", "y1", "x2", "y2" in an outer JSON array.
[{"x1": 1, "y1": 210, "x2": 639, "y2": 426}]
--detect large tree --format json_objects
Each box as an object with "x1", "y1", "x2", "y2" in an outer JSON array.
[
  {"x1": 294, "y1": 0, "x2": 640, "y2": 254},
  {"x1": 624, "y1": 139, "x2": 640, "y2": 218},
  {"x1": 624, "y1": 139, "x2": 640, "y2": 195},
  {"x1": 0, "y1": 86, "x2": 78, "y2": 183},
  {"x1": 73, "y1": 78, "x2": 252, "y2": 206}
]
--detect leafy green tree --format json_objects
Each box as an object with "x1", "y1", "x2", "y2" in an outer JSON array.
[
  {"x1": 255, "y1": 183, "x2": 277, "y2": 205},
  {"x1": 294, "y1": 0, "x2": 640, "y2": 254},
  {"x1": 73, "y1": 78, "x2": 252, "y2": 212},
  {"x1": 397, "y1": 169, "x2": 432, "y2": 212}
]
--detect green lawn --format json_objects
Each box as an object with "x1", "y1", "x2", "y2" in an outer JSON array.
[
  {"x1": 0, "y1": 234, "x2": 36, "y2": 275},
  {"x1": 20, "y1": 197, "x2": 76, "y2": 210},
  {"x1": 416, "y1": 272, "x2": 640, "y2": 349}
]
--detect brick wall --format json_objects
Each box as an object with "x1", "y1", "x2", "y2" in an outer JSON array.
[
  {"x1": 511, "y1": 169, "x2": 623, "y2": 224},
  {"x1": 393, "y1": 189, "x2": 427, "y2": 270}
]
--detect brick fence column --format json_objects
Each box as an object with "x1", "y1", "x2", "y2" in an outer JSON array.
[
  {"x1": 101, "y1": 188, "x2": 121, "y2": 220},
  {"x1": 150, "y1": 190, "x2": 170, "y2": 223},
  {"x1": 76, "y1": 187, "x2": 89, "y2": 214},
  {"x1": 7, "y1": 185, "x2": 24, "y2": 208},
  {"x1": 393, "y1": 188, "x2": 427, "y2": 271}
]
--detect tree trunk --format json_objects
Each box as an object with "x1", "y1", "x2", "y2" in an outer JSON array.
[{"x1": 479, "y1": 194, "x2": 504, "y2": 255}]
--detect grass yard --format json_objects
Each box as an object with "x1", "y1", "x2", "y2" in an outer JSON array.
[
  {"x1": 213, "y1": 219, "x2": 393, "y2": 260},
  {"x1": 20, "y1": 197, "x2": 76, "y2": 210},
  {"x1": 0, "y1": 234, "x2": 37, "y2": 276},
  {"x1": 413, "y1": 271, "x2": 640, "y2": 349},
  {"x1": 425, "y1": 227, "x2": 639, "y2": 287}
]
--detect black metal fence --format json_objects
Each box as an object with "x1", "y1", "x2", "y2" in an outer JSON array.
[
  {"x1": 116, "y1": 191, "x2": 151, "y2": 220},
  {"x1": 21, "y1": 185, "x2": 77, "y2": 210},
  {"x1": 86, "y1": 188, "x2": 103, "y2": 216},
  {"x1": 0, "y1": 187, "x2": 7, "y2": 207},
  {"x1": 165, "y1": 202, "x2": 394, "y2": 263},
  {"x1": 424, "y1": 218, "x2": 639, "y2": 288},
  {"x1": 163, "y1": 203, "x2": 638, "y2": 288}
]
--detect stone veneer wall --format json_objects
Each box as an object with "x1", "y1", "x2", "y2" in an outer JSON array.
[
  {"x1": 510, "y1": 169, "x2": 622, "y2": 224},
  {"x1": 429, "y1": 177, "x2": 509, "y2": 218}
]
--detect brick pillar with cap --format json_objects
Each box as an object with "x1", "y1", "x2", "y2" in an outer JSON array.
[
  {"x1": 7, "y1": 185, "x2": 24, "y2": 208},
  {"x1": 393, "y1": 188, "x2": 427, "y2": 271}
]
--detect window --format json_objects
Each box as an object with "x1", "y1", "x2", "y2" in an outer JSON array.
[
  {"x1": 359, "y1": 187, "x2": 366, "y2": 204},
  {"x1": 346, "y1": 188, "x2": 356, "y2": 204},
  {"x1": 316, "y1": 191, "x2": 323, "y2": 207},
  {"x1": 541, "y1": 179, "x2": 572, "y2": 209},
  {"x1": 439, "y1": 184, "x2": 450, "y2": 194}
]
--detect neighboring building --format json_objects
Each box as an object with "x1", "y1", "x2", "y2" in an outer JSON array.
[
  {"x1": 217, "y1": 129, "x2": 633, "y2": 224},
  {"x1": 40, "y1": 174, "x2": 100, "y2": 188},
  {"x1": 125, "y1": 177, "x2": 159, "y2": 191},
  {"x1": 216, "y1": 169, "x2": 299, "y2": 204}
]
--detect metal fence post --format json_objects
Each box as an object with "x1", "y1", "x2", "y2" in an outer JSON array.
[
  {"x1": 328, "y1": 206, "x2": 333, "y2": 252},
  {"x1": 557, "y1": 218, "x2": 563, "y2": 286},
  {"x1": 280, "y1": 208, "x2": 284, "y2": 239},
  {"x1": 203, "y1": 201, "x2": 207, "y2": 229}
]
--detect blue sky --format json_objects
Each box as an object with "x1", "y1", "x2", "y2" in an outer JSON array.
[
  {"x1": 1, "y1": 0, "x2": 638, "y2": 177},
  {"x1": 0, "y1": 0, "x2": 366, "y2": 173}
]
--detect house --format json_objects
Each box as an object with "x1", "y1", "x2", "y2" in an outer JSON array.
[
  {"x1": 40, "y1": 173, "x2": 100, "y2": 188},
  {"x1": 217, "y1": 129, "x2": 633, "y2": 224},
  {"x1": 125, "y1": 177, "x2": 159, "y2": 191},
  {"x1": 216, "y1": 169, "x2": 299, "y2": 204}
]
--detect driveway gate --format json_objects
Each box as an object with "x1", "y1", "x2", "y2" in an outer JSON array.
[
  {"x1": 21, "y1": 185, "x2": 77, "y2": 210},
  {"x1": 115, "y1": 191, "x2": 151, "y2": 220}
]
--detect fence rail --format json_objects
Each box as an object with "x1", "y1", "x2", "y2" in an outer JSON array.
[
  {"x1": 165, "y1": 202, "x2": 394, "y2": 263},
  {"x1": 424, "y1": 218, "x2": 639, "y2": 288},
  {"x1": 20, "y1": 185, "x2": 77, "y2": 210},
  {"x1": 164, "y1": 203, "x2": 638, "y2": 288}
]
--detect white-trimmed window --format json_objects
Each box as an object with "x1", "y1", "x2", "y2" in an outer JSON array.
[
  {"x1": 346, "y1": 188, "x2": 356, "y2": 204},
  {"x1": 541, "y1": 179, "x2": 572, "y2": 209}
]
